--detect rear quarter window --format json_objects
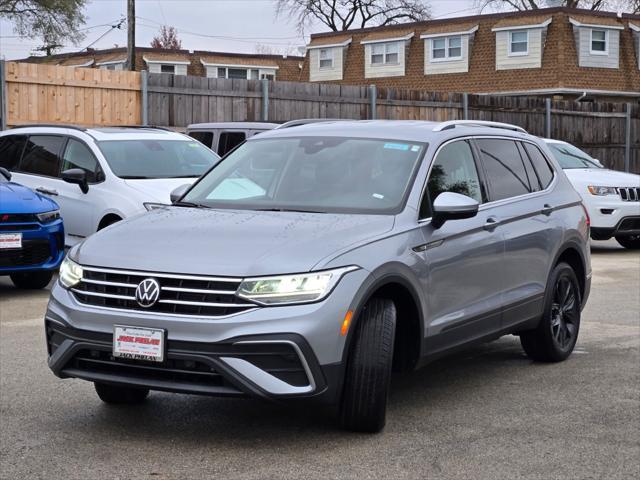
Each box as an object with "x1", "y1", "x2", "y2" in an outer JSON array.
[
  {"x1": 0, "y1": 135, "x2": 27, "y2": 170},
  {"x1": 188, "y1": 131, "x2": 214, "y2": 149},
  {"x1": 523, "y1": 143, "x2": 555, "y2": 189}
]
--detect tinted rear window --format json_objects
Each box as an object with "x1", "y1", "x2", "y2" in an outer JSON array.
[
  {"x1": 189, "y1": 131, "x2": 214, "y2": 148},
  {"x1": 19, "y1": 135, "x2": 65, "y2": 177},
  {"x1": 524, "y1": 143, "x2": 555, "y2": 188},
  {"x1": 218, "y1": 131, "x2": 246, "y2": 156},
  {"x1": 476, "y1": 138, "x2": 532, "y2": 201},
  {"x1": 0, "y1": 135, "x2": 27, "y2": 170}
]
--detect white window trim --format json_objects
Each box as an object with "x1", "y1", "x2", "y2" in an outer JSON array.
[
  {"x1": 143, "y1": 57, "x2": 190, "y2": 66},
  {"x1": 589, "y1": 28, "x2": 609, "y2": 55},
  {"x1": 318, "y1": 48, "x2": 334, "y2": 70},
  {"x1": 508, "y1": 30, "x2": 529, "y2": 57},
  {"x1": 429, "y1": 36, "x2": 463, "y2": 63},
  {"x1": 369, "y1": 41, "x2": 401, "y2": 67}
]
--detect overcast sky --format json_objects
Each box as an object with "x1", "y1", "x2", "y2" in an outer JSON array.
[{"x1": 0, "y1": 0, "x2": 479, "y2": 60}]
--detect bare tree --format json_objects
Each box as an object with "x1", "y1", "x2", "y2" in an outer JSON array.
[
  {"x1": 0, "y1": 0, "x2": 86, "y2": 53},
  {"x1": 476, "y1": 0, "x2": 637, "y2": 12},
  {"x1": 276, "y1": 0, "x2": 432, "y2": 33},
  {"x1": 254, "y1": 44, "x2": 299, "y2": 56},
  {"x1": 150, "y1": 25, "x2": 182, "y2": 50}
]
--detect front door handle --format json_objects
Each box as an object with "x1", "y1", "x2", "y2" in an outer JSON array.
[
  {"x1": 483, "y1": 217, "x2": 500, "y2": 231},
  {"x1": 541, "y1": 204, "x2": 554, "y2": 216},
  {"x1": 36, "y1": 187, "x2": 59, "y2": 196}
]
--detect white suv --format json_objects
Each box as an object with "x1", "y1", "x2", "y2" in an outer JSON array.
[
  {"x1": 544, "y1": 139, "x2": 640, "y2": 249},
  {"x1": 0, "y1": 126, "x2": 219, "y2": 247}
]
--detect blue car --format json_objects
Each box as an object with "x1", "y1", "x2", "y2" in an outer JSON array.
[{"x1": 0, "y1": 167, "x2": 65, "y2": 289}]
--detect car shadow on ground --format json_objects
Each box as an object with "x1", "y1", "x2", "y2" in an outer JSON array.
[{"x1": 53, "y1": 336, "x2": 535, "y2": 444}]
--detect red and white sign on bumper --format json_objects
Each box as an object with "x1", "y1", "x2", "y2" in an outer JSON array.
[{"x1": 113, "y1": 326, "x2": 165, "y2": 362}]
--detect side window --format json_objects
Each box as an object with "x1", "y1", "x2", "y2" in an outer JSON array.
[
  {"x1": 523, "y1": 143, "x2": 555, "y2": 189},
  {"x1": 188, "y1": 131, "x2": 213, "y2": 148},
  {"x1": 19, "y1": 135, "x2": 65, "y2": 177},
  {"x1": 0, "y1": 135, "x2": 27, "y2": 170},
  {"x1": 62, "y1": 139, "x2": 102, "y2": 183},
  {"x1": 476, "y1": 138, "x2": 531, "y2": 201},
  {"x1": 422, "y1": 140, "x2": 482, "y2": 218},
  {"x1": 517, "y1": 142, "x2": 541, "y2": 192},
  {"x1": 218, "y1": 131, "x2": 246, "y2": 156}
]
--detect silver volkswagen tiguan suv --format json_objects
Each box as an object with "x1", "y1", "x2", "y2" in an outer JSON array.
[{"x1": 46, "y1": 120, "x2": 591, "y2": 432}]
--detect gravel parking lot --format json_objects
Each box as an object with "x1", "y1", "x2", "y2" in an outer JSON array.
[{"x1": 1, "y1": 239, "x2": 638, "y2": 480}]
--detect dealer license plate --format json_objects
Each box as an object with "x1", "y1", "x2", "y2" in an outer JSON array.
[
  {"x1": 0, "y1": 233, "x2": 22, "y2": 249},
  {"x1": 113, "y1": 325, "x2": 165, "y2": 362}
]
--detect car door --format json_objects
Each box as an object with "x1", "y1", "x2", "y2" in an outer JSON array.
[
  {"x1": 11, "y1": 134, "x2": 65, "y2": 205},
  {"x1": 417, "y1": 139, "x2": 505, "y2": 355},
  {"x1": 474, "y1": 137, "x2": 556, "y2": 331},
  {"x1": 56, "y1": 137, "x2": 104, "y2": 244}
]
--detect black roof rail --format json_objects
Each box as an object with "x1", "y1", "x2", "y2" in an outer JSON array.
[
  {"x1": 102, "y1": 125, "x2": 173, "y2": 131},
  {"x1": 10, "y1": 124, "x2": 87, "y2": 131},
  {"x1": 275, "y1": 119, "x2": 344, "y2": 130}
]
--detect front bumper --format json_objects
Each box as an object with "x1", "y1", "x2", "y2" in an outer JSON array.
[
  {"x1": 45, "y1": 268, "x2": 369, "y2": 402},
  {"x1": 0, "y1": 219, "x2": 65, "y2": 273},
  {"x1": 583, "y1": 195, "x2": 640, "y2": 240}
]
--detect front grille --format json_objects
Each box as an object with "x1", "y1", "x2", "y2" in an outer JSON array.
[
  {"x1": 618, "y1": 217, "x2": 640, "y2": 232},
  {"x1": 0, "y1": 239, "x2": 51, "y2": 267},
  {"x1": 618, "y1": 187, "x2": 640, "y2": 202},
  {"x1": 0, "y1": 224, "x2": 39, "y2": 231},
  {"x1": 0, "y1": 213, "x2": 38, "y2": 223},
  {"x1": 71, "y1": 267, "x2": 258, "y2": 317}
]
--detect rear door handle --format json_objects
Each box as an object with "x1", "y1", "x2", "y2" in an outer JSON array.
[
  {"x1": 541, "y1": 204, "x2": 553, "y2": 216},
  {"x1": 483, "y1": 217, "x2": 500, "y2": 231},
  {"x1": 36, "y1": 187, "x2": 58, "y2": 196}
]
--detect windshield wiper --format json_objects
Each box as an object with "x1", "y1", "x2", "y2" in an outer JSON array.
[
  {"x1": 255, "y1": 208, "x2": 327, "y2": 214},
  {"x1": 120, "y1": 175, "x2": 151, "y2": 179},
  {"x1": 172, "y1": 201, "x2": 210, "y2": 208}
]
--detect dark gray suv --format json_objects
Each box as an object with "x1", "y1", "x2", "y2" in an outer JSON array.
[{"x1": 47, "y1": 120, "x2": 591, "y2": 432}]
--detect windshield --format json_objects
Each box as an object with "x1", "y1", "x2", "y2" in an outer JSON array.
[
  {"x1": 98, "y1": 139, "x2": 219, "y2": 179},
  {"x1": 182, "y1": 136, "x2": 426, "y2": 214},
  {"x1": 547, "y1": 142, "x2": 602, "y2": 169}
]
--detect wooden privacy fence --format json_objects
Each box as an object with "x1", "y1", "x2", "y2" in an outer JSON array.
[
  {"x1": 1, "y1": 61, "x2": 637, "y2": 172},
  {"x1": 0, "y1": 61, "x2": 141, "y2": 127}
]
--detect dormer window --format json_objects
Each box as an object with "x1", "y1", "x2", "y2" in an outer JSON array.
[
  {"x1": 160, "y1": 65, "x2": 175, "y2": 74},
  {"x1": 509, "y1": 31, "x2": 528, "y2": 55},
  {"x1": 371, "y1": 42, "x2": 399, "y2": 65},
  {"x1": 431, "y1": 36, "x2": 462, "y2": 61},
  {"x1": 590, "y1": 29, "x2": 607, "y2": 54},
  {"x1": 319, "y1": 48, "x2": 333, "y2": 69}
]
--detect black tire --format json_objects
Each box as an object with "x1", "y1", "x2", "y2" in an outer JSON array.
[
  {"x1": 10, "y1": 270, "x2": 53, "y2": 289},
  {"x1": 615, "y1": 235, "x2": 640, "y2": 250},
  {"x1": 340, "y1": 298, "x2": 396, "y2": 433},
  {"x1": 94, "y1": 382, "x2": 149, "y2": 404},
  {"x1": 520, "y1": 262, "x2": 581, "y2": 362}
]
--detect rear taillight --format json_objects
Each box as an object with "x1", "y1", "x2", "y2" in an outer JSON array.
[{"x1": 580, "y1": 202, "x2": 590, "y2": 228}]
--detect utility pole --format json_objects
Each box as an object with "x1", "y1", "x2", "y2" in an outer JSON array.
[{"x1": 127, "y1": 0, "x2": 136, "y2": 71}]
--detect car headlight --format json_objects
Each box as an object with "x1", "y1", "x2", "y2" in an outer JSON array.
[
  {"x1": 59, "y1": 257, "x2": 83, "y2": 289},
  {"x1": 36, "y1": 210, "x2": 60, "y2": 223},
  {"x1": 587, "y1": 186, "x2": 618, "y2": 196},
  {"x1": 237, "y1": 266, "x2": 359, "y2": 305},
  {"x1": 143, "y1": 202, "x2": 169, "y2": 211}
]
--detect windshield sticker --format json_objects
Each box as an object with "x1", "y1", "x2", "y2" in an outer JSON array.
[
  {"x1": 188, "y1": 143, "x2": 200, "y2": 148},
  {"x1": 383, "y1": 143, "x2": 410, "y2": 151},
  {"x1": 372, "y1": 193, "x2": 385, "y2": 199},
  {"x1": 411, "y1": 145, "x2": 421, "y2": 152}
]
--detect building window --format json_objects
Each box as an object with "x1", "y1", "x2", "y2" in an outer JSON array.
[
  {"x1": 431, "y1": 36, "x2": 463, "y2": 61},
  {"x1": 103, "y1": 64, "x2": 116, "y2": 70},
  {"x1": 319, "y1": 48, "x2": 333, "y2": 69},
  {"x1": 371, "y1": 42, "x2": 399, "y2": 65},
  {"x1": 261, "y1": 73, "x2": 275, "y2": 81},
  {"x1": 214, "y1": 67, "x2": 276, "y2": 80},
  {"x1": 590, "y1": 29, "x2": 608, "y2": 54},
  {"x1": 508, "y1": 31, "x2": 528, "y2": 55},
  {"x1": 160, "y1": 64, "x2": 176, "y2": 74}
]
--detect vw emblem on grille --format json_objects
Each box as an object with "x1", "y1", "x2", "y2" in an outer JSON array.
[{"x1": 135, "y1": 278, "x2": 160, "y2": 308}]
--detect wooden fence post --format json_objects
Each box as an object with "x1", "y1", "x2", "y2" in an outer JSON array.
[
  {"x1": 261, "y1": 79, "x2": 269, "y2": 122},
  {"x1": 0, "y1": 60, "x2": 7, "y2": 131},
  {"x1": 625, "y1": 103, "x2": 631, "y2": 173},
  {"x1": 141, "y1": 70, "x2": 148, "y2": 126},
  {"x1": 463, "y1": 93, "x2": 469, "y2": 120},
  {"x1": 545, "y1": 98, "x2": 551, "y2": 139},
  {"x1": 369, "y1": 85, "x2": 377, "y2": 120}
]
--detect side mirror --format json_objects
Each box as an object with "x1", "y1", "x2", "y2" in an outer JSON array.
[
  {"x1": 170, "y1": 183, "x2": 191, "y2": 203},
  {"x1": 0, "y1": 167, "x2": 11, "y2": 181},
  {"x1": 431, "y1": 192, "x2": 479, "y2": 229},
  {"x1": 61, "y1": 168, "x2": 89, "y2": 194}
]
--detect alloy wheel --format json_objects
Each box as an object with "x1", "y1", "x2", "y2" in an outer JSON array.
[{"x1": 550, "y1": 276, "x2": 578, "y2": 350}]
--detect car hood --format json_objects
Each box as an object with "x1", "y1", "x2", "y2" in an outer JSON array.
[
  {"x1": 0, "y1": 181, "x2": 59, "y2": 214},
  {"x1": 563, "y1": 168, "x2": 640, "y2": 188},
  {"x1": 123, "y1": 178, "x2": 199, "y2": 204},
  {"x1": 74, "y1": 207, "x2": 394, "y2": 276}
]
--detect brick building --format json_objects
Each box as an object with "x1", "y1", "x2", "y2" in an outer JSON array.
[
  {"x1": 21, "y1": 47, "x2": 305, "y2": 82},
  {"x1": 304, "y1": 7, "x2": 640, "y2": 101}
]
